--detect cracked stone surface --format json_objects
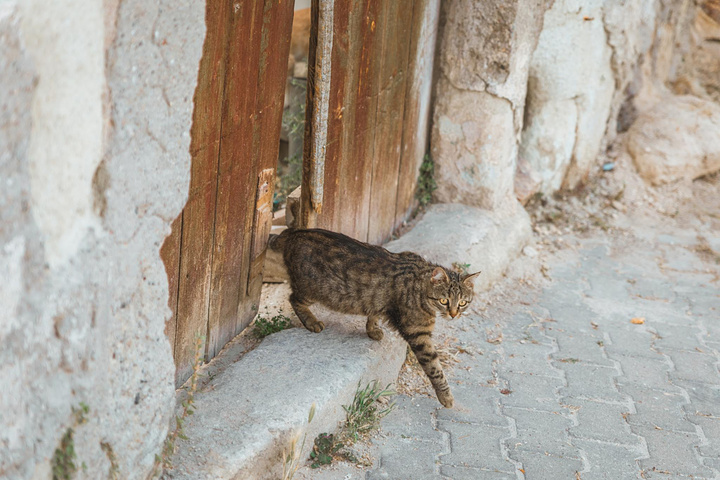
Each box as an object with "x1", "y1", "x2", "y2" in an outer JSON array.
[{"x1": 294, "y1": 206, "x2": 720, "y2": 479}]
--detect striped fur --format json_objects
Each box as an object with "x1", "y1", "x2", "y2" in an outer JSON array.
[{"x1": 269, "y1": 228, "x2": 480, "y2": 408}]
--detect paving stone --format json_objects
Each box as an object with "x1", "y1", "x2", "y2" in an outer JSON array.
[
  {"x1": 379, "y1": 395, "x2": 445, "y2": 440},
  {"x1": 666, "y1": 350, "x2": 720, "y2": 384},
  {"x1": 621, "y1": 384, "x2": 695, "y2": 433},
  {"x1": 450, "y1": 350, "x2": 497, "y2": 384},
  {"x1": 628, "y1": 276, "x2": 677, "y2": 303},
  {"x1": 542, "y1": 298, "x2": 601, "y2": 329},
  {"x1": 652, "y1": 323, "x2": 705, "y2": 353},
  {"x1": 660, "y1": 247, "x2": 707, "y2": 272},
  {"x1": 437, "y1": 420, "x2": 514, "y2": 473},
  {"x1": 436, "y1": 382, "x2": 506, "y2": 427},
  {"x1": 551, "y1": 333, "x2": 614, "y2": 367},
  {"x1": 687, "y1": 415, "x2": 720, "y2": 458},
  {"x1": 674, "y1": 379, "x2": 720, "y2": 417},
  {"x1": 635, "y1": 425, "x2": 713, "y2": 478},
  {"x1": 510, "y1": 451, "x2": 584, "y2": 480},
  {"x1": 605, "y1": 327, "x2": 660, "y2": 359},
  {"x1": 498, "y1": 343, "x2": 556, "y2": 376},
  {"x1": 614, "y1": 353, "x2": 676, "y2": 392},
  {"x1": 571, "y1": 438, "x2": 642, "y2": 480},
  {"x1": 366, "y1": 436, "x2": 443, "y2": 480},
  {"x1": 586, "y1": 273, "x2": 632, "y2": 302},
  {"x1": 503, "y1": 406, "x2": 577, "y2": 457},
  {"x1": 439, "y1": 465, "x2": 516, "y2": 479},
  {"x1": 699, "y1": 455, "x2": 720, "y2": 473},
  {"x1": 564, "y1": 397, "x2": 640, "y2": 445},
  {"x1": 500, "y1": 372, "x2": 563, "y2": 410},
  {"x1": 690, "y1": 295, "x2": 720, "y2": 318},
  {"x1": 560, "y1": 363, "x2": 626, "y2": 402}
]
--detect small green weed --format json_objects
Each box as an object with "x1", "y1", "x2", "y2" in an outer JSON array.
[
  {"x1": 306, "y1": 381, "x2": 396, "y2": 470},
  {"x1": 415, "y1": 154, "x2": 437, "y2": 208},
  {"x1": 52, "y1": 403, "x2": 90, "y2": 480},
  {"x1": 253, "y1": 314, "x2": 292, "y2": 339},
  {"x1": 343, "y1": 381, "x2": 396, "y2": 442},
  {"x1": 452, "y1": 262, "x2": 471, "y2": 275},
  {"x1": 309, "y1": 433, "x2": 344, "y2": 468}
]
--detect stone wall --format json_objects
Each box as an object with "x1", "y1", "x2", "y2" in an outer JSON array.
[
  {"x1": 433, "y1": 0, "x2": 720, "y2": 203},
  {"x1": 431, "y1": 0, "x2": 549, "y2": 211},
  {"x1": 0, "y1": 1, "x2": 203, "y2": 478}
]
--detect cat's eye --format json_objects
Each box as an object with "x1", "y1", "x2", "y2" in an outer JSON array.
[
  {"x1": 439, "y1": 298, "x2": 448, "y2": 305},
  {"x1": 459, "y1": 300, "x2": 467, "y2": 307}
]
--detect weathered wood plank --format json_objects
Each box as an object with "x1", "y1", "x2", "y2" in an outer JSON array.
[
  {"x1": 315, "y1": 0, "x2": 351, "y2": 233},
  {"x1": 159, "y1": 214, "x2": 182, "y2": 358},
  {"x1": 395, "y1": 0, "x2": 440, "y2": 229},
  {"x1": 206, "y1": 0, "x2": 265, "y2": 360},
  {"x1": 244, "y1": 0, "x2": 294, "y2": 312},
  {"x1": 367, "y1": 0, "x2": 414, "y2": 244},
  {"x1": 174, "y1": 0, "x2": 231, "y2": 385}
]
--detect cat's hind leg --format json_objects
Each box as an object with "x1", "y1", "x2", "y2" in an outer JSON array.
[
  {"x1": 290, "y1": 293, "x2": 325, "y2": 333},
  {"x1": 365, "y1": 315, "x2": 384, "y2": 341}
]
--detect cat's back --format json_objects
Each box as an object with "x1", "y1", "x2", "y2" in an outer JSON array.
[{"x1": 275, "y1": 228, "x2": 386, "y2": 258}]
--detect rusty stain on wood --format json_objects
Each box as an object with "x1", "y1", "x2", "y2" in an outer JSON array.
[{"x1": 159, "y1": 214, "x2": 182, "y2": 354}]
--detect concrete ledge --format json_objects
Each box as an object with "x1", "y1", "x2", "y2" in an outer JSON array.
[
  {"x1": 169, "y1": 202, "x2": 531, "y2": 478},
  {"x1": 386, "y1": 202, "x2": 532, "y2": 291},
  {"x1": 169, "y1": 305, "x2": 406, "y2": 480}
]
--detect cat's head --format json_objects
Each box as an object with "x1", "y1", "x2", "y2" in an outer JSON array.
[{"x1": 427, "y1": 266, "x2": 480, "y2": 319}]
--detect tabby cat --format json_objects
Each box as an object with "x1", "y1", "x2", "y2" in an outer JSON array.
[{"x1": 269, "y1": 228, "x2": 480, "y2": 408}]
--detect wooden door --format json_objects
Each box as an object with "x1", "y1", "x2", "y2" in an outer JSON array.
[
  {"x1": 300, "y1": 0, "x2": 440, "y2": 245},
  {"x1": 161, "y1": 0, "x2": 294, "y2": 387}
]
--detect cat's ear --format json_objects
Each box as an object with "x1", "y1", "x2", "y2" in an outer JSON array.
[
  {"x1": 431, "y1": 267, "x2": 449, "y2": 284},
  {"x1": 462, "y1": 271, "x2": 481, "y2": 288}
]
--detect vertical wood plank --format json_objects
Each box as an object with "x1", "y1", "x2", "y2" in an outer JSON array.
[
  {"x1": 367, "y1": 0, "x2": 414, "y2": 244},
  {"x1": 246, "y1": 168, "x2": 277, "y2": 301},
  {"x1": 159, "y1": 214, "x2": 182, "y2": 357},
  {"x1": 315, "y1": 0, "x2": 350, "y2": 234},
  {"x1": 245, "y1": 0, "x2": 294, "y2": 309},
  {"x1": 394, "y1": 0, "x2": 441, "y2": 228},
  {"x1": 206, "y1": 0, "x2": 265, "y2": 360},
  {"x1": 174, "y1": 0, "x2": 231, "y2": 385},
  {"x1": 207, "y1": 0, "x2": 295, "y2": 358}
]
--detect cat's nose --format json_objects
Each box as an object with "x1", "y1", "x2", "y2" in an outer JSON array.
[{"x1": 449, "y1": 310, "x2": 459, "y2": 318}]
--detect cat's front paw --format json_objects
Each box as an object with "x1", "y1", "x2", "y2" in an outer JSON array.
[
  {"x1": 305, "y1": 320, "x2": 325, "y2": 333},
  {"x1": 437, "y1": 391, "x2": 454, "y2": 408},
  {"x1": 367, "y1": 328, "x2": 384, "y2": 341}
]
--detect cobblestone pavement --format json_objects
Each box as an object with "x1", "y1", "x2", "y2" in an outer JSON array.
[{"x1": 297, "y1": 219, "x2": 720, "y2": 479}]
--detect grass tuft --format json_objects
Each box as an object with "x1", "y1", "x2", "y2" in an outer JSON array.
[
  {"x1": 343, "y1": 381, "x2": 396, "y2": 442},
  {"x1": 415, "y1": 154, "x2": 437, "y2": 208},
  {"x1": 252, "y1": 314, "x2": 293, "y2": 339}
]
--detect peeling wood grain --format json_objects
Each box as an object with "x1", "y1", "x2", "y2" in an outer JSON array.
[{"x1": 159, "y1": 214, "x2": 182, "y2": 357}]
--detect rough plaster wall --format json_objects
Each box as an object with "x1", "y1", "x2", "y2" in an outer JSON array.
[
  {"x1": 519, "y1": 0, "x2": 615, "y2": 193},
  {"x1": 518, "y1": 0, "x2": 704, "y2": 194},
  {"x1": 0, "y1": 1, "x2": 204, "y2": 478},
  {"x1": 431, "y1": 0, "x2": 549, "y2": 211}
]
